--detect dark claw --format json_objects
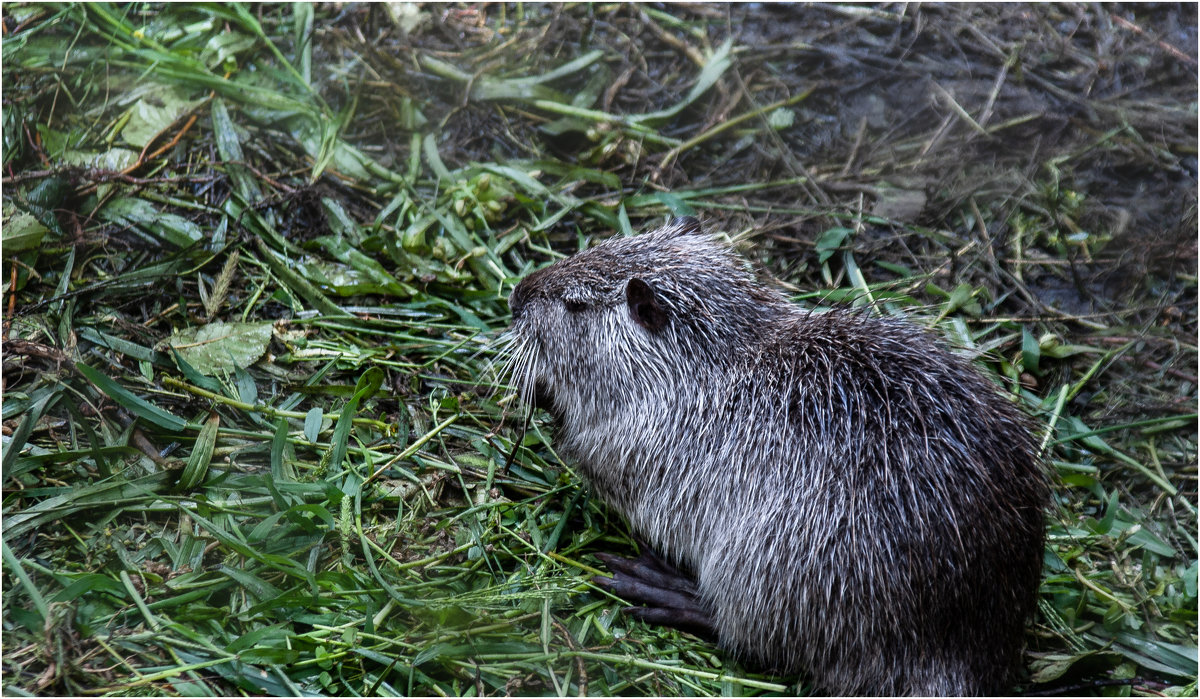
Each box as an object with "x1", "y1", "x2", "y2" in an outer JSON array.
[
  {"x1": 594, "y1": 551, "x2": 699, "y2": 595},
  {"x1": 592, "y1": 570, "x2": 698, "y2": 610},
  {"x1": 592, "y1": 545, "x2": 717, "y2": 640},
  {"x1": 629, "y1": 539, "x2": 693, "y2": 578},
  {"x1": 625, "y1": 605, "x2": 716, "y2": 638}
]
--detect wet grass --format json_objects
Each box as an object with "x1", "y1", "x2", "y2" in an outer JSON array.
[{"x1": 2, "y1": 3, "x2": 1196, "y2": 696}]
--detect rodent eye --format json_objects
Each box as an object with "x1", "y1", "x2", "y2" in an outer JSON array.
[{"x1": 564, "y1": 299, "x2": 587, "y2": 313}]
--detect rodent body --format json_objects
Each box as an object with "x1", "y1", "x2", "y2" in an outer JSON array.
[{"x1": 504, "y1": 218, "x2": 1048, "y2": 696}]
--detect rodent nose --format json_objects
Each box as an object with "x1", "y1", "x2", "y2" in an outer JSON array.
[
  {"x1": 510, "y1": 266, "x2": 551, "y2": 321},
  {"x1": 509, "y1": 281, "x2": 529, "y2": 321}
]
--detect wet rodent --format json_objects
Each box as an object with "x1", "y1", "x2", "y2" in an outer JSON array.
[{"x1": 502, "y1": 217, "x2": 1048, "y2": 696}]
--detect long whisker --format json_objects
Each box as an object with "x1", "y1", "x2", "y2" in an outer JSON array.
[{"x1": 491, "y1": 330, "x2": 538, "y2": 432}]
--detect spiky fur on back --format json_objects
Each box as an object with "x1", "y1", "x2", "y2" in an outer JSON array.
[{"x1": 503, "y1": 220, "x2": 1048, "y2": 696}]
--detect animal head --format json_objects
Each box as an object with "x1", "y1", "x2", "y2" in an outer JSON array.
[{"x1": 502, "y1": 218, "x2": 784, "y2": 420}]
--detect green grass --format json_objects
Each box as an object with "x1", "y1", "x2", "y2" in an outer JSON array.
[{"x1": 3, "y1": 3, "x2": 1196, "y2": 696}]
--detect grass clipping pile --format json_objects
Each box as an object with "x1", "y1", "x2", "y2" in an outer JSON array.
[{"x1": 2, "y1": 3, "x2": 1196, "y2": 696}]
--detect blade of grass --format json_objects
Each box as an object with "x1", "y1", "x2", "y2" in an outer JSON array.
[
  {"x1": 1, "y1": 541, "x2": 50, "y2": 622},
  {"x1": 177, "y1": 412, "x2": 219, "y2": 491},
  {"x1": 75, "y1": 362, "x2": 188, "y2": 432}
]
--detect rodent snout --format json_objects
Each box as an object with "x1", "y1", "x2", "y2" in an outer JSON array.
[
  {"x1": 509, "y1": 283, "x2": 528, "y2": 321},
  {"x1": 509, "y1": 266, "x2": 552, "y2": 321}
]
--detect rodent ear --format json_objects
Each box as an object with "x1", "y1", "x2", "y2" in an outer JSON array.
[{"x1": 626, "y1": 278, "x2": 669, "y2": 332}]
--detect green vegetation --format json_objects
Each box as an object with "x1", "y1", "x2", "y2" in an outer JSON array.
[{"x1": 3, "y1": 3, "x2": 1195, "y2": 696}]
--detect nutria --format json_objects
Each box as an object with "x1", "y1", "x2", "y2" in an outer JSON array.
[{"x1": 502, "y1": 217, "x2": 1048, "y2": 696}]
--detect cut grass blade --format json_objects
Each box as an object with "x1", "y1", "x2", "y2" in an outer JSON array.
[
  {"x1": 177, "y1": 412, "x2": 219, "y2": 491},
  {"x1": 1, "y1": 541, "x2": 50, "y2": 623},
  {"x1": 75, "y1": 362, "x2": 188, "y2": 433}
]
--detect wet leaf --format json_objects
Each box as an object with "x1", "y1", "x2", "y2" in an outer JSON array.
[
  {"x1": 816, "y1": 227, "x2": 854, "y2": 264},
  {"x1": 211, "y1": 98, "x2": 261, "y2": 201},
  {"x1": 2, "y1": 210, "x2": 48, "y2": 252},
  {"x1": 304, "y1": 407, "x2": 323, "y2": 443},
  {"x1": 101, "y1": 197, "x2": 203, "y2": 247},
  {"x1": 293, "y1": 252, "x2": 412, "y2": 298},
  {"x1": 20, "y1": 175, "x2": 70, "y2": 235},
  {"x1": 62, "y1": 147, "x2": 140, "y2": 171},
  {"x1": 161, "y1": 322, "x2": 273, "y2": 376},
  {"x1": 1028, "y1": 650, "x2": 1123, "y2": 683},
  {"x1": 1022, "y1": 328, "x2": 1042, "y2": 373},
  {"x1": 121, "y1": 86, "x2": 205, "y2": 148}
]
